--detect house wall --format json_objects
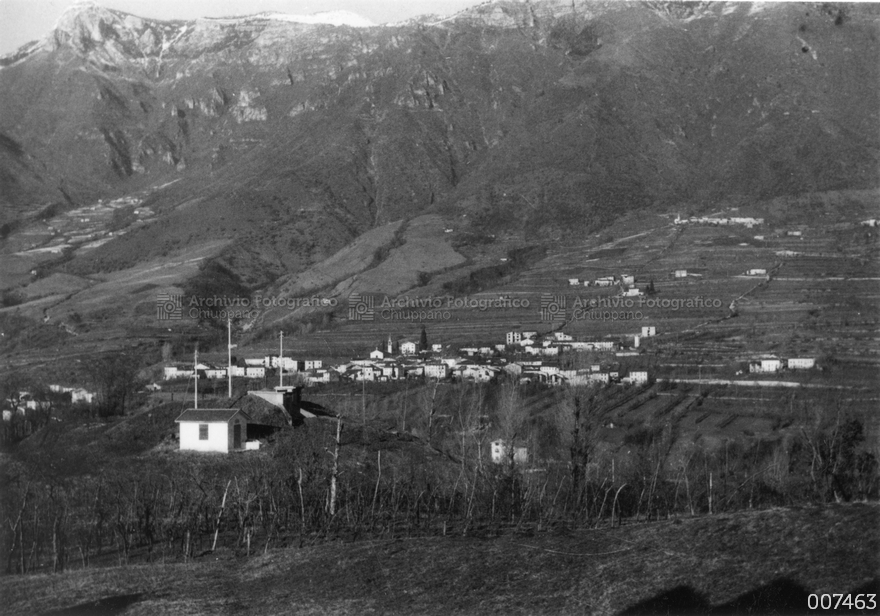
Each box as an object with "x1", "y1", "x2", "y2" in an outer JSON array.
[
  {"x1": 180, "y1": 421, "x2": 229, "y2": 452},
  {"x1": 227, "y1": 418, "x2": 246, "y2": 451}
]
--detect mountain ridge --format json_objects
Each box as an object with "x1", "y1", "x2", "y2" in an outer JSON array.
[{"x1": 0, "y1": 0, "x2": 877, "y2": 343}]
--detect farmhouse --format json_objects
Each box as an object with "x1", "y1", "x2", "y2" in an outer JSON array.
[
  {"x1": 750, "y1": 359, "x2": 783, "y2": 374},
  {"x1": 175, "y1": 408, "x2": 252, "y2": 453},
  {"x1": 425, "y1": 362, "x2": 449, "y2": 379},
  {"x1": 490, "y1": 440, "x2": 528, "y2": 465},
  {"x1": 245, "y1": 366, "x2": 266, "y2": 378},
  {"x1": 673, "y1": 269, "x2": 688, "y2": 278},
  {"x1": 788, "y1": 358, "x2": 816, "y2": 370},
  {"x1": 625, "y1": 371, "x2": 649, "y2": 384}
]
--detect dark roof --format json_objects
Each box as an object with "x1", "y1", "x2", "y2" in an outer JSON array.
[{"x1": 175, "y1": 409, "x2": 252, "y2": 423}]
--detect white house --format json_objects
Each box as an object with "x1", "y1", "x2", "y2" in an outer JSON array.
[
  {"x1": 369, "y1": 349, "x2": 385, "y2": 360},
  {"x1": 175, "y1": 409, "x2": 252, "y2": 453},
  {"x1": 490, "y1": 440, "x2": 528, "y2": 465},
  {"x1": 245, "y1": 366, "x2": 266, "y2": 378},
  {"x1": 568, "y1": 278, "x2": 580, "y2": 286},
  {"x1": 620, "y1": 274, "x2": 635, "y2": 285},
  {"x1": 746, "y1": 268, "x2": 767, "y2": 276},
  {"x1": 787, "y1": 358, "x2": 816, "y2": 370},
  {"x1": 506, "y1": 331, "x2": 522, "y2": 345},
  {"x1": 641, "y1": 326, "x2": 656, "y2": 337},
  {"x1": 432, "y1": 343, "x2": 443, "y2": 353},
  {"x1": 750, "y1": 359, "x2": 783, "y2": 373},
  {"x1": 673, "y1": 269, "x2": 688, "y2": 278},
  {"x1": 163, "y1": 366, "x2": 194, "y2": 380},
  {"x1": 304, "y1": 360, "x2": 323, "y2": 370},
  {"x1": 400, "y1": 341, "x2": 418, "y2": 355},
  {"x1": 625, "y1": 371, "x2": 649, "y2": 384},
  {"x1": 622, "y1": 288, "x2": 642, "y2": 297},
  {"x1": 425, "y1": 362, "x2": 449, "y2": 379}
]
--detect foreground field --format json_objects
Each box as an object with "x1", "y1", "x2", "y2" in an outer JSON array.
[{"x1": 2, "y1": 504, "x2": 877, "y2": 616}]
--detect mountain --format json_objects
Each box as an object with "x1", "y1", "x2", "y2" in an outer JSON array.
[{"x1": 0, "y1": 1, "x2": 877, "y2": 348}]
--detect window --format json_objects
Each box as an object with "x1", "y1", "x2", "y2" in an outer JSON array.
[{"x1": 199, "y1": 424, "x2": 208, "y2": 440}]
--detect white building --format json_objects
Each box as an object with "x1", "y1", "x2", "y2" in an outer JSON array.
[
  {"x1": 425, "y1": 363, "x2": 449, "y2": 379},
  {"x1": 245, "y1": 367, "x2": 266, "y2": 378},
  {"x1": 626, "y1": 371, "x2": 649, "y2": 384},
  {"x1": 641, "y1": 326, "x2": 656, "y2": 337},
  {"x1": 622, "y1": 288, "x2": 642, "y2": 297},
  {"x1": 750, "y1": 359, "x2": 783, "y2": 373},
  {"x1": 432, "y1": 344, "x2": 443, "y2": 353},
  {"x1": 175, "y1": 409, "x2": 251, "y2": 453},
  {"x1": 568, "y1": 278, "x2": 580, "y2": 286},
  {"x1": 506, "y1": 331, "x2": 522, "y2": 345},
  {"x1": 787, "y1": 358, "x2": 816, "y2": 370},
  {"x1": 620, "y1": 274, "x2": 635, "y2": 285},
  {"x1": 369, "y1": 349, "x2": 385, "y2": 360},
  {"x1": 746, "y1": 268, "x2": 767, "y2": 276},
  {"x1": 163, "y1": 366, "x2": 194, "y2": 380},
  {"x1": 673, "y1": 269, "x2": 688, "y2": 278},
  {"x1": 490, "y1": 440, "x2": 528, "y2": 465},
  {"x1": 399, "y1": 341, "x2": 418, "y2": 355}
]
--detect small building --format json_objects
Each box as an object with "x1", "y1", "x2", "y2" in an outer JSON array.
[
  {"x1": 673, "y1": 269, "x2": 688, "y2": 278},
  {"x1": 746, "y1": 268, "x2": 767, "y2": 276},
  {"x1": 506, "y1": 331, "x2": 522, "y2": 345},
  {"x1": 787, "y1": 358, "x2": 816, "y2": 370},
  {"x1": 787, "y1": 231, "x2": 802, "y2": 237},
  {"x1": 490, "y1": 440, "x2": 528, "y2": 465},
  {"x1": 620, "y1": 274, "x2": 635, "y2": 285},
  {"x1": 245, "y1": 366, "x2": 266, "y2": 378},
  {"x1": 425, "y1": 362, "x2": 449, "y2": 380},
  {"x1": 749, "y1": 359, "x2": 783, "y2": 374},
  {"x1": 175, "y1": 409, "x2": 252, "y2": 453},
  {"x1": 568, "y1": 278, "x2": 580, "y2": 286},
  {"x1": 400, "y1": 341, "x2": 418, "y2": 355},
  {"x1": 641, "y1": 326, "x2": 656, "y2": 337},
  {"x1": 625, "y1": 371, "x2": 649, "y2": 384},
  {"x1": 622, "y1": 288, "x2": 642, "y2": 297},
  {"x1": 432, "y1": 343, "x2": 443, "y2": 353},
  {"x1": 369, "y1": 349, "x2": 385, "y2": 360}
]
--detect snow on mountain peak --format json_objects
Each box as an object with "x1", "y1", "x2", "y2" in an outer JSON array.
[{"x1": 259, "y1": 10, "x2": 376, "y2": 28}]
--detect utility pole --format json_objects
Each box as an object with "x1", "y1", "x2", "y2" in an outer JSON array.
[
  {"x1": 193, "y1": 346, "x2": 199, "y2": 410},
  {"x1": 279, "y1": 330, "x2": 284, "y2": 388},
  {"x1": 227, "y1": 318, "x2": 237, "y2": 399}
]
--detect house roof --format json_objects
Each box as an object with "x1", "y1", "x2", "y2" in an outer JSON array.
[{"x1": 175, "y1": 409, "x2": 252, "y2": 423}]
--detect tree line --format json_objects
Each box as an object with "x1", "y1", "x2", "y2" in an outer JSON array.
[{"x1": 1, "y1": 380, "x2": 877, "y2": 575}]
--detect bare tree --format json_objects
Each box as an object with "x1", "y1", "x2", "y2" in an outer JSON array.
[{"x1": 84, "y1": 352, "x2": 143, "y2": 416}]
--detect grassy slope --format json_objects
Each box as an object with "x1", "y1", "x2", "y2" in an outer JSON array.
[{"x1": 1, "y1": 503, "x2": 876, "y2": 615}]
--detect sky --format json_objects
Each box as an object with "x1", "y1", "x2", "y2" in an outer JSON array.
[{"x1": 0, "y1": 0, "x2": 481, "y2": 55}]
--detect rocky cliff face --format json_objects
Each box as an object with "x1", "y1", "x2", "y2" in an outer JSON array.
[{"x1": 1, "y1": 1, "x2": 877, "y2": 284}]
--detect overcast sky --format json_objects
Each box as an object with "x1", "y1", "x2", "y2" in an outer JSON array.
[{"x1": 0, "y1": 0, "x2": 480, "y2": 55}]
